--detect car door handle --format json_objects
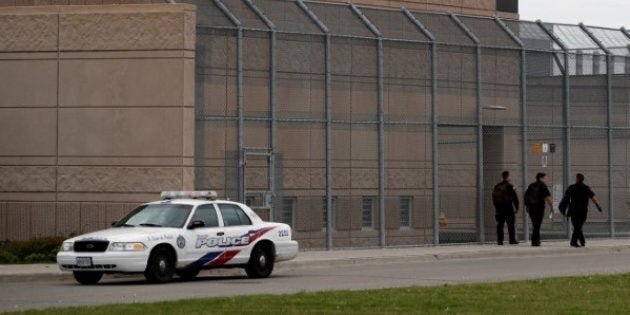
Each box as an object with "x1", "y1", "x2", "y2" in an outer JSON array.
[
  {"x1": 248, "y1": 230, "x2": 256, "y2": 234},
  {"x1": 216, "y1": 232, "x2": 225, "y2": 236}
]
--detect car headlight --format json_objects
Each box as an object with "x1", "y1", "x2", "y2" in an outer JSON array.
[
  {"x1": 109, "y1": 242, "x2": 146, "y2": 252},
  {"x1": 61, "y1": 242, "x2": 73, "y2": 252}
]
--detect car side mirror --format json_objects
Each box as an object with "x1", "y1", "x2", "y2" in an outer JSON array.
[
  {"x1": 111, "y1": 221, "x2": 118, "y2": 226},
  {"x1": 188, "y1": 220, "x2": 205, "y2": 230}
]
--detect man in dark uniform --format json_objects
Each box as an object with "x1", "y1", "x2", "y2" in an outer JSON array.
[
  {"x1": 525, "y1": 172, "x2": 554, "y2": 247},
  {"x1": 564, "y1": 173, "x2": 601, "y2": 247},
  {"x1": 493, "y1": 171, "x2": 520, "y2": 245}
]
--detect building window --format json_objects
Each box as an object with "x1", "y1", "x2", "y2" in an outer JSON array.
[
  {"x1": 322, "y1": 197, "x2": 336, "y2": 231},
  {"x1": 361, "y1": 197, "x2": 374, "y2": 229},
  {"x1": 281, "y1": 198, "x2": 295, "y2": 227},
  {"x1": 399, "y1": 197, "x2": 413, "y2": 228}
]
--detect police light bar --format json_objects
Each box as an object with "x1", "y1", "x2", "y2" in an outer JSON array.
[{"x1": 160, "y1": 191, "x2": 218, "y2": 200}]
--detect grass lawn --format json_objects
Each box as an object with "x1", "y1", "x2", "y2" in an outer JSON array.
[{"x1": 9, "y1": 273, "x2": 630, "y2": 315}]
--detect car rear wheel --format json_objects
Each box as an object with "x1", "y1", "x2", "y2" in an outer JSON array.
[
  {"x1": 73, "y1": 271, "x2": 103, "y2": 285},
  {"x1": 176, "y1": 267, "x2": 201, "y2": 281},
  {"x1": 144, "y1": 246, "x2": 175, "y2": 283},
  {"x1": 245, "y1": 244, "x2": 274, "y2": 278}
]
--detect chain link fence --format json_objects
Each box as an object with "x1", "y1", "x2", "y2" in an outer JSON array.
[{"x1": 190, "y1": 0, "x2": 630, "y2": 249}]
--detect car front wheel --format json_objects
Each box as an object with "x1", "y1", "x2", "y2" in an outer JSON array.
[
  {"x1": 73, "y1": 271, "x2": 103, "y2": 285},
  {"x1": 144, "y1": 246, "x2": 175, "y2": 283},
  {"x1": 245, "y1": 244, "x2": 274, "y2": 278}
]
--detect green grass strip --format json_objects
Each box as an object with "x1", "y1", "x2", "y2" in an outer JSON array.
[{"x1": 9, "y1": 273, "x2": 630, "y2": 315}]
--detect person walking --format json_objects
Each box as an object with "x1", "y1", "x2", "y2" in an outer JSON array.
[
  {"x1": 524, "y1": 172, "x2": 554, "y2": 247},
  {"x1": 492, "y1": 171, "x2": 520, "y2": 245},
  {"x1": 562, "y1": 173, "x2": 602, "y2": 247}
]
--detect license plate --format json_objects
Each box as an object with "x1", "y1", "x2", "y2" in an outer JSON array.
[{"x1": 76, "y1": 257, "x2": 92, "y2": 267}]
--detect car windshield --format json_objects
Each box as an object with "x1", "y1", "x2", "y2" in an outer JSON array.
[{"x1": 114, "y1": 204, "x2": 193, "y2": 228}]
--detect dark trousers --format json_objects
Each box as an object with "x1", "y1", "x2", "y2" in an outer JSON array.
[
  {"x1": 495, "y1": 207, "x2": 516, "y2": 243},
  {"x1": 528, "y1": 207, "x2": 544, "y2": 245},
  {"x1": 571, "y1": 211, "x2": 587, "y2": 246}
]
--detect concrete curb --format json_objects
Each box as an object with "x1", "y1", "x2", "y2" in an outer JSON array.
[{"x1": 278, "y1": 242, "x2": 630, "y2": 271}]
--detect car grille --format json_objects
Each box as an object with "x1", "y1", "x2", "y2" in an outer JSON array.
[{"x1": 74, "y1": 240, "x2": 110, "y2": 252}]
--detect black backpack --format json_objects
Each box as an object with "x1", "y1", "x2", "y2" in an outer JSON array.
[
  {"x1": 492, "y1": 182, "x2": 511, "y2": 206},
  {"x1": 524, "y1": 183, "x2": 541, "y2": 208}
]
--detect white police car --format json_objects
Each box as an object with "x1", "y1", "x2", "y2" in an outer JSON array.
[{"x1": 57, "y1": 191, "x2": 298, "y2": 284}]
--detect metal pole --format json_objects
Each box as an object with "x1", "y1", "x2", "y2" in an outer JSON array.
[
  {"x1": 494, "y1": 17, "x2": 530, "y2": 242},
  {"x1": 237, "y1": 28, "x2": 244, "y2": 203},
  {"x1": 430, "y1": 42, "x2": 439, "y2": 245},
  {"x1": 520, "y1": 49, "x2": 530, "y2": 242},
  {"x1": 450, "y1": 13, "x2": 484, "y2": 243},
  {"x1": 403, "y1": 8, "x2": 440, "y2": 245},
  {"x1": 377, "y1": 37, "x2": 385, "y2": 247},
  {"x1": 269, "y1": 31, "x2": 277, "y2": 221},
  {"x1": 579, "y1": 23, "x2": 615, "y2": 238},
  {"x1": 607, "y1": 52, "x2": 614, "y2": 238},
  {"x1": 324, "y1": 34, "x2": 333, "y2": 249},
  {"x1": 537, "y1": 20, "x2": 572, "y2": 239},
  {"x1": 213, "y1": 0, "x2": 244, "y2": 202},
  {"x1": 244, "y1": 0, "x2": 277, "y2": 221},
  {"x1": 350, "y1": 4, "x2": 386, "y2": 247},
  {"x1": 297, "y1": 0, "x2": 334, "y2": 249}
]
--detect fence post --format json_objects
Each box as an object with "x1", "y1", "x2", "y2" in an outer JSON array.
[
  {"x1": 213, "y1": 0, "x2": 244, "y2": 202},
  {"x1": 243, "y1": 0, "x2": 277, "y2": 220},
  {"x1": 403, "y1": 9, "x2": 440, "y2": 245},
  {"x1": 537, "y1": 20, "x2": 572, "y2": 239},
  {"x1": 579, "y1": 23, "x2": 615, "y2": 238},
  {"x1": 494, "y1": 17, "x2": 530, "y2": 242},
  {"x1": 350, "y1": 4, "x2": 386, "y2": 247},
  {"x1": 450, "y1": 13, "x2": 484, "y2": 243},
  {"x1": 296, "y1": 0, "x2": 334, "y2": 249}
]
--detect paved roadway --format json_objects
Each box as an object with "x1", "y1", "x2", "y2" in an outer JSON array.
[{"x1": 2, "y1": 246, "x2": 630, "y2": 313}]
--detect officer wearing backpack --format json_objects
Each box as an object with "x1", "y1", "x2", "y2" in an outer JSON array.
[
  {"x1": 524, "y1": 172, "x2": 554, "y2": 246},
  {"x1": 492, "y1": 171, "x2": 520, "y2": 245},
  {"x1": 562, "y1": 173, "x2": 602, "y2": 247}
]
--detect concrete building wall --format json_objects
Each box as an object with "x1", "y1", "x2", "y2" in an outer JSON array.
[{"x1": 0, "y1": 4, "x2": 196, "y2": 240}]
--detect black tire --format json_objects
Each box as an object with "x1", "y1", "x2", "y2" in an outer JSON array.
[
  {"x1": 144, "y1": 246, "x2": 175, "y2": 283},
  {"x1": 245, "y1": 244, "x2": 274, "y2": 278},
  {"x1": 176, "y1": 267, "x2": 201, "y2": 281},
  {"x1": 73, "y1": 271, "x2": 103, "y2": 285}
]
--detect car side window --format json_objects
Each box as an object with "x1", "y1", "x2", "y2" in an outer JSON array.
[
  {"x1": 190, "y1": 205, "x2": 219, "y2": 228},
  {"x1": 218, "y1": 204, "x2": 252, "y2": 226}
]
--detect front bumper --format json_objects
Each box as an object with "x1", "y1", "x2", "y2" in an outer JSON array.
[
  {"x1": 57, "y1": 251, "x2": 150, "y2": 273},
  {"x1": 275, "y1": 240, "x2": 298, "y2": 262}
]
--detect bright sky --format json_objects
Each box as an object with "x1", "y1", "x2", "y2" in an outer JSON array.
[{"x1": 520, "y1": 0, "x2": 629, "y2": 29}]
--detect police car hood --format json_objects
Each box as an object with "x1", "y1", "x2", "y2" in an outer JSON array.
[{"x1": 68, "y1": 227, "x2": 180, "y2": 243}]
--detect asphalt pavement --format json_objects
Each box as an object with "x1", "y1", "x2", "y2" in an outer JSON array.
[
  {"x1": 2, "y1": 238, "x2": 629, "y2": 280},
  {"x1": 1, "y1": 239, "x2": 629, "y2": 312}
]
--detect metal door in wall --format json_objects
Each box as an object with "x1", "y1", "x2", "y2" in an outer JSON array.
[{"x1": 241, "y1": 148, "x2": 274, "y2": 222}]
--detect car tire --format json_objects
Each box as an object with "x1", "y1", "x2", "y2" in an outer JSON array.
[
  {"x1": 245, "y1": 243, "x2": 274, "y2": 278},
  {"x1": 144, "y1": 246, "x2": 175, "y2": 283},
  {"x1": 73, "y1": 271, "x2": 103, "y2": 285},
  {"x1": 176, "y1": 267, "x2": 201, "y2": 281}
]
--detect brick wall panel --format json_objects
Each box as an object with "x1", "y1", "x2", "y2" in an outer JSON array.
[
  {"x1": 0, "y1": 202, "x2": 6, "y2": 240},
  {"x1": 56, "y1": 202, "x2": 81, "y2": 237},
  {"x1": 30, "y1": 202, "x2": 56, "y2": 238},
  {"x1": 79, "y1": 203, "x2": 107, "y2": 233},
  {"x1": 6, "y1": 202, "x2": 31, "y2": 241}
]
